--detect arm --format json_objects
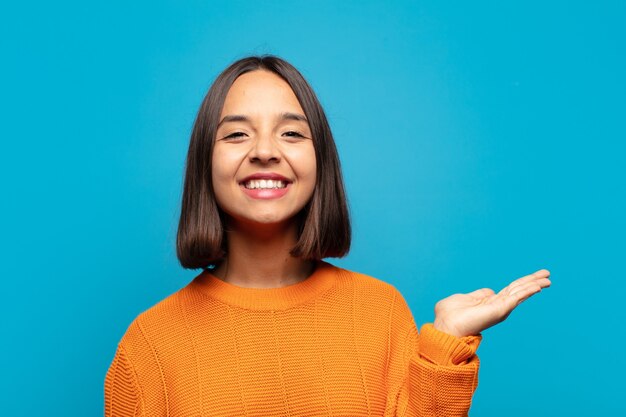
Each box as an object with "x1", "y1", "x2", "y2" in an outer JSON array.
[
  {"x1": 389, "y1": 322, "x2": 481, "y2": 417},
  {"x1": 104, "y1": 343, "x2": 144, "y2": 417},
  {"x1": 386, "y1": 269, "x2": 551, "y2": 416}
]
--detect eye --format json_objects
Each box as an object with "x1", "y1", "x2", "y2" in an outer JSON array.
[
  {"x1": 223, "y1": 132, "x2": 248, "y2": 141},
  {"x1": 282, "y1": 131, "x2": 305, "y2": 139}
]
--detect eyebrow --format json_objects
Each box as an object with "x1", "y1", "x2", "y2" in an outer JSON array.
[{"x1": 217, "y1": 112, "x2": 308, "y2": 129}]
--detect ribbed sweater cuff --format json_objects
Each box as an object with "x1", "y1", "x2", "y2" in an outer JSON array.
[{"x1": 417, "y1": 323, "x2": 482, "y2": 366}]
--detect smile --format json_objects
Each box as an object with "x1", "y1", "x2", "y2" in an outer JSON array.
[{"x1": 243, "y1": 179, "x2": 287, "y2": 189}]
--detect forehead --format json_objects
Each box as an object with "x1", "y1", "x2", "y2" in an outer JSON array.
[{"x1": 220, "y1": 70, "x2": 305, "y2": 117}]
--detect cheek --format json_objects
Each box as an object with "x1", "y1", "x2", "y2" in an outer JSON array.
[
  {"x1": 211, "y1": 146, "x2": 242, "y2": 185},
  {"x1": 210, "y1": 152, "x2": 239, "y2": 212},
  {"x1": 291, "y1": 147, "x2": 317, "y2": 192},
  {"x1": 302, "y1": 161, "x2": 317, "y2": 190}
]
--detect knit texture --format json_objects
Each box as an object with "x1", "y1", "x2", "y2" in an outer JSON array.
[{"x1": 104, "y1": 261, "x2": 481, "y2": 416}]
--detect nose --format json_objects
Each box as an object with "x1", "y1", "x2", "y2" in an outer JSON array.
[{"x1": 248, "y1": 132, "x2": 280, "y2": 164}]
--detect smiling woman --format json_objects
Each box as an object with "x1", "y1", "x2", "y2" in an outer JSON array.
[
  {"x1": 211, "y1": 70, "x2": 317, "y2": 235},
  {"x1": 176, "y1": 57, "x2": 351, "y2": 272},
  {"x1": 104, "y1": 55, "x2": 551, "y2": 417}
]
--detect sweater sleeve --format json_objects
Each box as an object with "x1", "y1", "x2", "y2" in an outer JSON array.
[
  {"x1": 386, "y1": 291, "x2": 481, "y2": 417},
  {"x1": 104, "y1": 343, "x2": 144, "y2": 417}
]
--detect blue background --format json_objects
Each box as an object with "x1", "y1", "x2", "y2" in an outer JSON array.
[{"x1": 1, "y1": 0, "x2": 624, "y2": 415}]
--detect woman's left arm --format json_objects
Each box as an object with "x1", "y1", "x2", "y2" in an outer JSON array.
[
  {"x1": 432, "y1": 269, "x2": 551, "y2": 338},
  {"x1": 385, "y1": 269, "x2": 551, "y2": 417}
]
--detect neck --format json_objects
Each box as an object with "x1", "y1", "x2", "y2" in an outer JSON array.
[{"x1": 212, "y1": 219, "x2": 315, "y2": 288}]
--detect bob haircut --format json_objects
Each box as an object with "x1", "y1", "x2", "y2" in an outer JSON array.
[{"x1": 176, "y1": 55, "x2": 351, "y2": 269}]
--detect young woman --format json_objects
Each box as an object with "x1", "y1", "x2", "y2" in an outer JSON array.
[{"x1": 104, "y1": 56, "x2": 551, "y2": 417}]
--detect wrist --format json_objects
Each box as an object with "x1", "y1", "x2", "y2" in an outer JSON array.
[
  {"x1": 419, "y1": 323, "x2": 482, "y2": 365},
  {"x1": 433, "y1": 317, "x2": 463, "y2": 338}
]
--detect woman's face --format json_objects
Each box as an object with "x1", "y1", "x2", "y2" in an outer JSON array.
[{"x1": 212, "y1": 70, "x2": 317, "y2": 229}]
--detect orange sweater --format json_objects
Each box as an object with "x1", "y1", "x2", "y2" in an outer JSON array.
[{"x1": 105, "y1": 261, "x2": 481, "y2": 416}]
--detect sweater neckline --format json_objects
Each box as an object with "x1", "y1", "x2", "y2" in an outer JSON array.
[{"x1": 190, "y1": 260, "x2": 338, "y2": 311}]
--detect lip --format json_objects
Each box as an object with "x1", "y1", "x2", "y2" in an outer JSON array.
[
  {"x1": 240, "y1": 184, "x2": 290, "y2": 200},
  {"x1": 239, "y1": 172, "x2": 292, "y2": 200},
  {"x1": 239, "y1": 172, "x2": 292, "y2": 184}
]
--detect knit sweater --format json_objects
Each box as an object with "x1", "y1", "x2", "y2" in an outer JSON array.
[{"x1": 104, "y1": 261, "x2": 481, "y2": 417}]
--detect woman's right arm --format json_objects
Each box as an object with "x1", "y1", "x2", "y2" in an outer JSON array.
[{"x1": 104, "y1": 343, "x2": 144, "y2": 417}]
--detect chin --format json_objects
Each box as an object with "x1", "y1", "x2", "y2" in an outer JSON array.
[
  {"x1": 226, "y1": 212, "x2": 295, "y2": 229},
  {"x1": 251, "y1": 214, "x2": 291, "y2": 225}
]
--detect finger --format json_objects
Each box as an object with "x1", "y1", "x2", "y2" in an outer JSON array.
[
  {"x1": 511, "y1": 269, "x2": 551, "y2": 286},
  {"x1": 496, "y1": 286, "x2": 540, "y2": 317},
  {"x1": 510, "y1": 277, "x2": 551, "y2": 294},
  {"x1": 500, "y1": 269, "x2": 551, "y2": 295},
  {"x1": 496, "y1": 278, "x2": 551, "y2": 317},
  {"x1": 509, "y1": 282, "x2": 544, "y2": 303},
  {"x1": 466, "y1": 288, "x2": 496, "y2": 300},
  {"x1": 536, "y1": 277, "x2": 552, "y2": 289}
]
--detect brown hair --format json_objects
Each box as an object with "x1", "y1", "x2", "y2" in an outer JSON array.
[{"x1": 176, "y1": 55, "x2": 351, "y2": 269}]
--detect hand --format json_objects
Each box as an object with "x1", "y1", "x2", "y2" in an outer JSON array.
[{"x1": 433, "y1": 269, "x2": 551, "y2": 337}]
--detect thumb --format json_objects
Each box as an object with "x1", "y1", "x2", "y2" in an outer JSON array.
[{"x1": 467, "y1": 288, "x2": 495, "y2": 299}]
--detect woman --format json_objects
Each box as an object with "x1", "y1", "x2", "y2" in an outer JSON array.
[{"x1": 104, "y1": 55, "x2": 551, "y2": 417}]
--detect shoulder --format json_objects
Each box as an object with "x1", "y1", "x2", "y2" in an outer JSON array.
[
  {"x1": 329, "y1": 264, "x2": 418, "y2": 342},
  {"x1": 331, "y1": 263, "x2": 394, "y2": 291},
  {"x1": 331, "y1": 263, "x2": 404, "y2": 295},
  {"x1": 330, "y1": 263, "x2": 415, "y2": 320},
  {"x1": 116, "y1": 284, "x2": 194, "y2": 353}
]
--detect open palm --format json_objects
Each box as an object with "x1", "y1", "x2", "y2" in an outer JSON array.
[{"x1": 433, "y1": 269, "x2": 552, "y2": 337}]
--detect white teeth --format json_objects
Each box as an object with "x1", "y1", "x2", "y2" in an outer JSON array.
[{"x1": 244, "y1": 179, "x2": 287, "y2": 189}]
